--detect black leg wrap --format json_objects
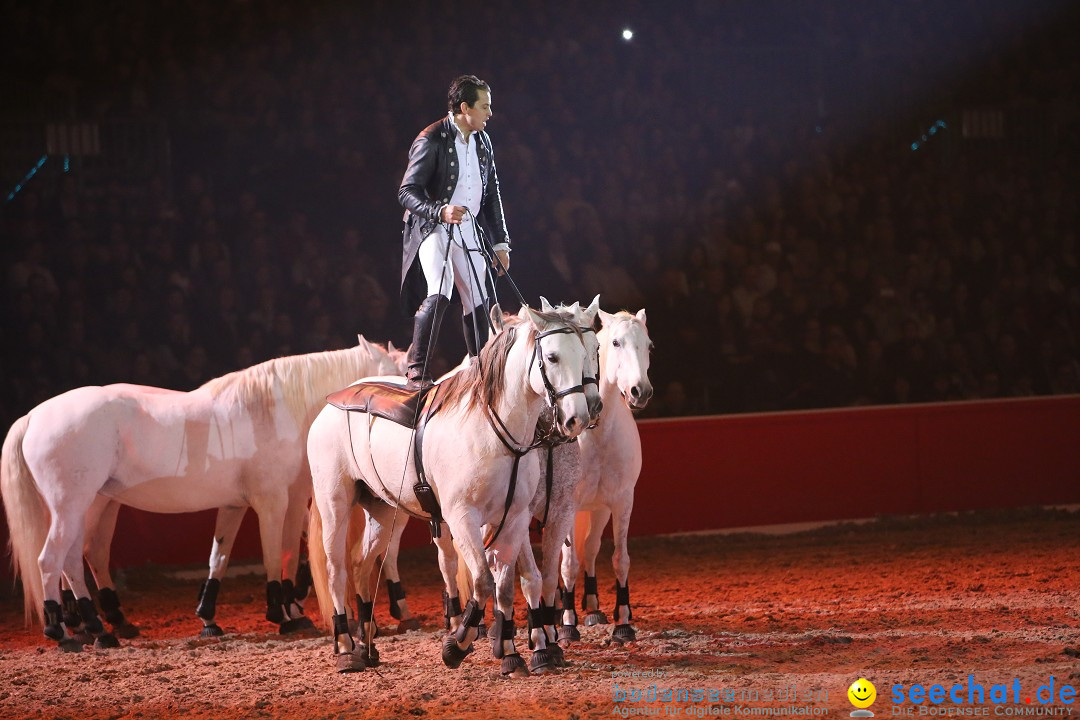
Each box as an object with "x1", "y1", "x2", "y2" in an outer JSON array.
[
  {"x1": 44, "y1": 600, "x2": 65, "y2": 640},
  {"x1": 196, "y1": 578, "x2": 220, "y2": 620},
  {"x1": 98, "y1": 587, "x2": 125, "y2": 626},
  {"x1": 490, "y1": 609, "x2": 507, "y2": 658},
  {"x1": 452, "y1": 599, "x2": 482, "y2": 644},
  {"x1": 265, "y1": 580, "x2": 284, "y2": 624},
  {"x1": 61, "y1": 589, "x2": 80, "y2": 628},
  {"x1": 294, "y1": 561, "x2": 312, "y2": 600},
  {"x1": 544, "y1": 605, "x2": 559, "y2": 627},
  {"x1": 387, "y1": 580, "x2": 406, "y2": 620},
  {"x1": 77, "y1": 597, "x2": 104, "y2": 634},
  {"x1": 582, "y1": 574, "x2": 598, "y2": 606},
  {"x1": 615, "y1": 581, "x2": 633, "y2": 621},
  {"x1": 527, "y1": 607, "x2": 546, "y2": 650},
  {"x1": 333, "y1": 612, "x2": 350, "y2": 639},
  {"x1": 561, "y1": 586, "x2": 576, "y2": 613},
  {"x1": 443, "y1": 591, "x2": 463, "y2": 630},
  {"x1": 281, "y1": 579, "x2": 296, "y2": 607}
]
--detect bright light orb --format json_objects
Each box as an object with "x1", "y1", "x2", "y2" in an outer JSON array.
[{"x1": 622, "y1": 29, "x2": 633, "y2": 41}]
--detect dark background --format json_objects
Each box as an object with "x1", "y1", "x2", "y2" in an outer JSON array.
[{"x1": 2, "y1": 0, "x2": 1078, "y2": 431}]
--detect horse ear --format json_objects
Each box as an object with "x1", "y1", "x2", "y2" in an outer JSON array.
[
  {"x1": 357, "y1": 333, "x2": 367, "y2": 346},
  {"x1": 636, "y1": 308, "x2": 648, "y2": 326},
  {"x1": 387, "y1": 340, "x2": 397, "y2": 353},
  {"x1": 490, "y1": 303, "x2": 505, "y2": 333},
  {"x1": 525, "y1": 305, "x2": 547, "y2": 331},
  {"x1": 517, "y1": 304, "x2": 531, "y2": 320},
  {"x1": 540, "y1": 296, "x2": 555, "y2": 313},
  {"x1": 599, "y1": 309, "x2": 615, "y2": 327},
  {"x1": 582, "y1": 295, "x2": 600, "y2": 328}
]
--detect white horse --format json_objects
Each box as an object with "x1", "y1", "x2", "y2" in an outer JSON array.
[
  {"x1": 1, "y1": 337, "x2": 402, "y2": 650},
  {"x1": 352, "y1": 298, "x2": 605, "y2": 648},
  {"x1": 557, "y1": 309, "x2": 653, "y2": 645},
  {"x1": 306, "y1": 306, "x2": 592, "y2": 673}
]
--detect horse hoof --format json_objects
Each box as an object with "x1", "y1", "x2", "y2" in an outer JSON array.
[
  {"x1": 71, "y1": 630, "x2": 94, "y2": 646},
  {"x1": 584, "y1": 610, "x2": 607, "y2": 626},
  {"x1": 94, "y1": 633, "x2": 120, "y2": 649},
  {"x1": 335, "y1": 650, "x2": 366, "y2": 673},
  {"x1": 548, "y1": 643, "x2": 568, "y2": 667},
  {"x1": 359, "y1": 643, "x2": 380, "y2": 668},
  {"x1": 612, "y1": 624, "x2": 637, "y2": 643},
  {"x1": 58, "y1": 638, "x2": 82, "y2": 653},
  {"x1": 441, "y1": 635, "x2": 473, "y2": 669},
  {"x1": 200, "y1": 623, "x2": 224, "y2": 638},
  {"x1": 113, "y1": 622, "x2": 140, "y2": 639},
  {"x1": 501, "y1": 653, "x2": 529, "y2": 677},
  {"x1": 558, "y1": 624, "x2": 580, "y2": 643},
  {"x1": 528, "y1": 648, "x2": 556, "y2": 674},
  {"x1": 396, "y1": 617, "x2": 422, "y2": 633},
  {"x1": 279, "y1": 616, "x2": 316, "y2": 634}
]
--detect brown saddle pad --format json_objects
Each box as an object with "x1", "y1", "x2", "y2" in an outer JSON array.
[{"x1": 325, "y1": 381, "x2": 434, "y2": 429}]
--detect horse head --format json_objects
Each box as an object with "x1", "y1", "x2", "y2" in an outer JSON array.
[
  {"x1": 598, "y1": 308, "x2": 654, "y2": 410},
  {"x1": 523, "y1": 306, "x2": 591, "y2": 439},
  {"x1": 540, "y1": 295, "x2": 603, "y2": 424},
  {"x1": 357, "y1": 334, "x2": 405, "y2": 377}
]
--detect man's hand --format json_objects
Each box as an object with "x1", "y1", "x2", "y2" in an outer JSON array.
[
  {"x1": 440, "y1": 204, "x2": 466, "y2": 224},
  {"x1": 493, "y1": 249, "x2": 510, "y2": 275}
]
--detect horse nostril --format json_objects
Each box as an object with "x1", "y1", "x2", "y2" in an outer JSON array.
[{"x1": 630, "y1": 386, "x2": 640, "y2": 398}]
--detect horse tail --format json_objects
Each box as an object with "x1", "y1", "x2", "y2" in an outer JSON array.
[
  {"x1": 1, "y1": 414, "x2": 47, "y2": 627},
  {"x1": 573, "y1": 510, "x2": 591, "y2": 563},
  {"x1": 305, "y1": 497, "x2": 333, "y2": 629},
  {"x1": 344, "y1": 502, "x2": 365, "y2": 606},
  {"x1": 453, "y1": 538, "x2": 473, "y2": 602}
]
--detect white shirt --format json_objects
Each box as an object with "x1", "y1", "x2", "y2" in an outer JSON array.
[{"x1": 448, "y1": 113, "x2": 509, "y2": 254}]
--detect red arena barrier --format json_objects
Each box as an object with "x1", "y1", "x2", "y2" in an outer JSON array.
[{"x1": 2, "y1": 395, "x2": 1078, "y2": 585}]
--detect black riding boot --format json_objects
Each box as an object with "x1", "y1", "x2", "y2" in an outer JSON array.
[
  {"x1": 406, "y1": 294, "x2": 450, "y2": 389},
  {"x1": 462, "y1": 302, "x2": 491, "y2": 358}
]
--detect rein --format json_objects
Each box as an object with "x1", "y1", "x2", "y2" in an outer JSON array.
[{"x1": 478, "y1": 322, "x2": 587, "y2": 550}]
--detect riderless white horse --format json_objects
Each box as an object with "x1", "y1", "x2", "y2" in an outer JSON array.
[
  {"x1": 554, "y1": 308, "x2": 653, "y2": 645},
  {"x1": 306, "y1": 306, "x2": 592, "y2": 673},
  {"x1": 1, "y1": 337, "x2": 402, "y2": 650}
]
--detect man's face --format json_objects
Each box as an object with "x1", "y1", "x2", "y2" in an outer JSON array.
[{"x1": 459, "y1": 89, "x2": 492, "y2": 134}]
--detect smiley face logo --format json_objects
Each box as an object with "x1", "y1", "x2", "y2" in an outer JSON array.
[{"x1": 848, "y1": 678, "x2": 877, "y2": 709}]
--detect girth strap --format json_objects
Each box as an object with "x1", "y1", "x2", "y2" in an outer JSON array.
[{"x1": 411, "y1": 386, "x2": 444, "y2": 538}]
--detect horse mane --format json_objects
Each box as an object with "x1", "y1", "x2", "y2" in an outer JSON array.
[
  {"x1": 201, "y1": 341, "x2": 390, "y2": 428},
  {"x1": 436, "y1": 309, "x2": 580, "y2": 417}
]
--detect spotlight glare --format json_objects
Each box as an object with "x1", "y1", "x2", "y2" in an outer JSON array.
[{"x1": 622, "y1": 29, "x2": 633, "y2": 41}]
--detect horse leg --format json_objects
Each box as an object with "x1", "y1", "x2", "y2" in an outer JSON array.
[
  {"x1": 440, "y1": 515, "x2": 492, "y2": 668},
  {"x1": 349, "y1": 501, "x2": 400, "y2": 667},
  {"x1": 383, "y1": 519, "x2": 421, "y2": 632},
  {"x1": 249, "y1": 492, "x2": 288, "y2": 630},
  {"x1": 558, "y1": 529, "x2": 582, "y2": 644},
  {"x1": 609, "y1": 499, "x2": 636, "y2": 643},
  {"x1": 82, "y1": 498, "x2": 139, "y2": 640},
  {"x1": 279, "y1": 482, "x2": 315, "y2": 634},
  {"x1": 432, "y1": 531, "x2": 463, "y2": 633},
  {"x1": 193, "y1": 505, "x2": 246, "y2": 638},
  {"x1": 516, "y1": 544, "x2": 561, "y2": 674},
  {"x1": 581, "y1": 507, "x2": 611, "y2": 626},
  {"x1": 488, "y1": 545, "x2": 528, "y2": 677},
  {"x1": 314, "y1": 480, "x2": 365, "y2": 672},
  {"x1": 42, "y1": 513, "x2": 94, "y2": 653}
]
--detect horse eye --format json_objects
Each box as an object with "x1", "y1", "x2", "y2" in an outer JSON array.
[
  {"x1": 546, "y1": 353, "x2": 559, "y2": 363},
  {"x1": 612, "y1": 339, "x2": 621, "y2": 348}
]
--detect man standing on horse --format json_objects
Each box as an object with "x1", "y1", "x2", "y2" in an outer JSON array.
[{"x1": 398, "y1": 74, "x2": 512, "y2": 389}]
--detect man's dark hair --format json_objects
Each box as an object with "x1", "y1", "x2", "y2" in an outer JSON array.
[{"x1": 447, "y1": 75, "x2": 491, "y2": 113}]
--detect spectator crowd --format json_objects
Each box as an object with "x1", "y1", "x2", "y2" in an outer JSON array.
[{"x1": 2, "y1": 0, "x2": 1078, "y2": 432}]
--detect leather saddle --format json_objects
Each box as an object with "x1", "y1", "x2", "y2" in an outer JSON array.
[{"x1": 325, "y1": 381, "x2": 434, "y2": 429}]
